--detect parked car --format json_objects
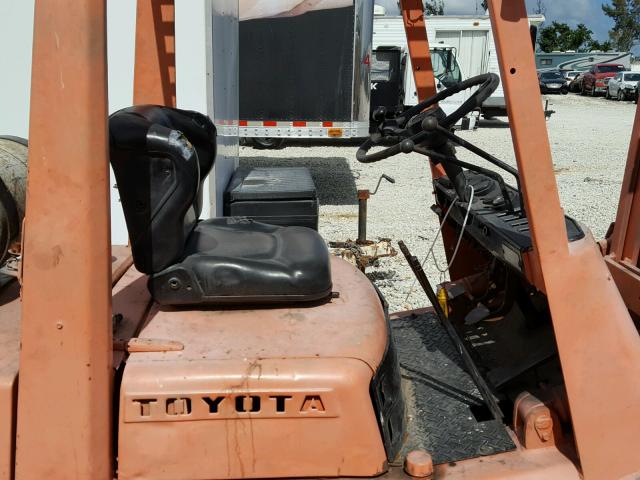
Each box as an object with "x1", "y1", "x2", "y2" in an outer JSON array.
[
  {"x1": 605, "y1": 71, "x2": 640, "y2": 100},
  {"x1": 569, "y1": 72, "x2": 585, "y2": 92},
  {"x1": 538, "y1": 71, "x2": 569, "y2": 94},
  {"x1": 563, "y1": 70, "x2": 581, "y2": 87},
  {"x1": 635, "y1": 85, "x2": 639, "y2": 104},
  {"x1": 581, "y1": 63, "x2": 625, "y2": 96}
]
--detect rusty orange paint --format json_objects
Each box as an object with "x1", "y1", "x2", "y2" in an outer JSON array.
[
  {"x1": 15, "y1": 1, "x2": 113, "y2": 479},
  {"x1": 609, "y1": 96, "x2": 640, "y2": 265},
  {"x1": 399, "y1": 0, "x2": 436, "y2": 101},
  {"x1": 399, "y1": 0, "x2": 445, "y2": 179},
  {"x1": 371, "y1": 446, "x2": 582, "y2": 479},
  {"x1": 134, "y1": 0, "x2": 176, "y2": 106},
  {"x1": 112, "y1": 245, "x2": 134, "y2": 285},
  {"x1": 513, "y1": 391, "x2": 561, "y2": 450},
  {"x1": 117, "y1": 258, "x2": 389, "y2": 479},
  {"x1": 0, "y1": 282, "x2": 20, "y2": 480},
  {"x1": 488, "y1": 0, "x2": 640, "y2": 478},
  {"x1": 430, "y1": 447, "x2": 581, "y2": 479},
  {"x1": 604, "y1": 256, "x2": 640, "y2": 316},
  {"x1": 605, "y1": 91, "x2": 640, "y2": 315}
]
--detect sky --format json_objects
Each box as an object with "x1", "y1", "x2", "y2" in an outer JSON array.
[{"x1": 374, "y1": 0, "x2": 615, "y2": 42}]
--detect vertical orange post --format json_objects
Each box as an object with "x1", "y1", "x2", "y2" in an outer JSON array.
[
  {"x1": 399, "y1": 0, "x2": 444, "y2": 179},
  {"x1": 604, "y1": 100, "x2": 640, "y2": 316},
  {"x1": 488, "y1": 1, "x2": 640, "y2": 478},
  {"x1": 610, "y1": 99, "x2": 640, "y2": 263},
  {"x1": 134, "y1": 0, "x2": 177, "y2": 106},
  {"x1": 399, "y1": 0, "x2": 437, "y2": 101},
  {"x1": 15, "y1": 1, "x2": 113, "y2": 479}
]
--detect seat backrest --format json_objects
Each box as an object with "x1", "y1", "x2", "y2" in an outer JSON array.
[{"x1": 109, "y1": 106, "x2": 216, "y2": 274}]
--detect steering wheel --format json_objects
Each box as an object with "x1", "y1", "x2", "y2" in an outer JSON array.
[{"x1": 357, "y1": 73, "x2": 499, "y2": 163}]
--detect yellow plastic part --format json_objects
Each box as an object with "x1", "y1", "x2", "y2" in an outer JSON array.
[{"x1": 437, "y1": 287, "x2": 448, "y2": 318}]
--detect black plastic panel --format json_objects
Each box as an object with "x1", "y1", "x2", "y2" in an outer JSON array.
[
  {"x1": 371, "y1": 47, "x2": 405, "y2": 117},
  {"x1": 434, "y1": 172, "x2": 585, "y2": 273},
  {"x1": 224, "y1": 167, "x2": 319, "y2": 230},
  {"x1": 370, "y1": 288, "x2": 405, "y2": 463},
  {"x1": 239, "y1": 6, "x2": 355, "y2": 121}
]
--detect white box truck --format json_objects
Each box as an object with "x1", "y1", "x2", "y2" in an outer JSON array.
[{"x1": 372, "y1": 12, "x2": 545, "y2": 116}]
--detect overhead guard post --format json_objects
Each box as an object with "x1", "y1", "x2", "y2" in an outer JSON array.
[
  {"x1": 488, "y1": 1, "x2": 640, "y2": 478},
  {"x1": 15, "y1": 1, "x2": 113, "y2": 478},
  {"x1": 134, "y1": 0, "x2": 177, "y2": 106}
]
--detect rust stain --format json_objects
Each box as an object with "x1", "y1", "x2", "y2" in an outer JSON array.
[
  {"x1": 282, "y1": 312, "x2": 306, "y2": 323},
  {"x1": 32, "y1": 244, "x2": 63, "y2": 270},
  {"x1": 51, "y1": 245, "x2": 63, "y2": 267}
]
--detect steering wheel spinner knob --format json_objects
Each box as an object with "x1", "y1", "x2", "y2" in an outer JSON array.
[
  {"x1": 400, "y1": 139, "x2": 415, "y2": 153},
  {"x1": 421, "y1": 116, "x2": 439, "y2": 132}
]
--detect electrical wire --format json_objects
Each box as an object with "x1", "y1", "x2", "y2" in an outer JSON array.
[
  {"x1": 433, "y1": 184, "x2": 475, "y2": 274},
  {"x1": 404, "y1": 184, "x2": 475, "y2": 303}
]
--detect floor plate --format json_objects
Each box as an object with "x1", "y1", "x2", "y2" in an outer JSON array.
[{"x1": 391, "y1": 311, "x2": 516, "y2": 465}]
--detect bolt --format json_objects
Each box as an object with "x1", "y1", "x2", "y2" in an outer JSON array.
[
  {"x1": 168, "y1": 278, "x2": 181, "y2": 290},
  {"x1": 534, "y1": 414, "x2": 553, "y2": 442},
  {"x1": 56, "y1": 322, "x2": 63, "y2": 330},
  {"x1": 404, "y1": 450, "x2": 434, "y2": 479}
]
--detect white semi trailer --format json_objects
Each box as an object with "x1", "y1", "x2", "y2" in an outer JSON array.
[{"x1": 239, "y1": 0, "x2": 374, "y2": 147}]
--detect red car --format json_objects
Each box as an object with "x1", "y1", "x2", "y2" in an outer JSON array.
[{"x1": 581, "y1": 63, "x2": 626, "y2": 96}]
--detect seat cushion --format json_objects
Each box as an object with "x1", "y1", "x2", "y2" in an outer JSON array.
[{"x1": 148, "y1": 217, "x2": 332, "y2": 305}]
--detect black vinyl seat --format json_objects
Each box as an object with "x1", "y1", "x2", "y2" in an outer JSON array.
[{"x1": 109, "y1": 105, "x2": 332, "y2": 306}]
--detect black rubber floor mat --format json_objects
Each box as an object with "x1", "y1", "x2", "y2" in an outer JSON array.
[{"x1": 391, "y1": 311, "x2": 516, "y2": 465}]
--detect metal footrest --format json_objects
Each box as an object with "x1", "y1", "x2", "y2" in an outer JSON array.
[{"x1": 392, "y1": 311, "x2": 516, "y2": 464}]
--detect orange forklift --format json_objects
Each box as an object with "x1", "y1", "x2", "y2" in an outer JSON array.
[{"x1": 0, "y1": 0, "x2": 639, "y2": 479}]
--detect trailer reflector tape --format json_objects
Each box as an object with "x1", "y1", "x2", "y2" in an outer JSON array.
[
  {"x1": 238, "y1": 121, "x2": 369, "y2": 138},
  {"x1": 238, "y1": 121, "x2": 351, "y2": 128}
]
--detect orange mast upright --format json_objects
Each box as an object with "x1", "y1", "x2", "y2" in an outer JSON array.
[
  {"x1": 134, "y1": 0, "x2": 177, "y2": 107},
  {"x1": 488, "y1": 1, "x2": 640, "y2": 478},
  {"x1": 15, "y1": 1, "x2": 113, "y2": 479}
]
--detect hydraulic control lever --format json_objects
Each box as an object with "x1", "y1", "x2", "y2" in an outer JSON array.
[{"x1": 358, "y1": 174, "x2": 396, "y2": 243}]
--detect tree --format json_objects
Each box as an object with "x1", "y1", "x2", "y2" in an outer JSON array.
[
  {"x1": 534, "y1": 0, "x2": 546, "y2": 15},
  {"x1": 602, "y1": 0, "x2": 640, "y2": 51},
  {"x1": 589, "y1": 39, "x2": 613, "y2": 51},
  {"x1": 424, "y1": 0, "x2": 444, "y2": 15},
  {"x1": 537, "y1": 22, "x2": 595, "y2": 52}
]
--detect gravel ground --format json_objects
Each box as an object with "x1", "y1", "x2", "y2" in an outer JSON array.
[{"x1": 240, "y1": 93, "x2": 636, "y2": 312}]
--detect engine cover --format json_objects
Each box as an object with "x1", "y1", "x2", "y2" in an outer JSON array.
[{"x1": 118, "y1": 258, "x2": 392, "y2": 479}]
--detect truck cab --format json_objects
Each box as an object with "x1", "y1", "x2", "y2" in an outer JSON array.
[{"x1": 370, "y1": 44, "x2": 474, "y2": 129}]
